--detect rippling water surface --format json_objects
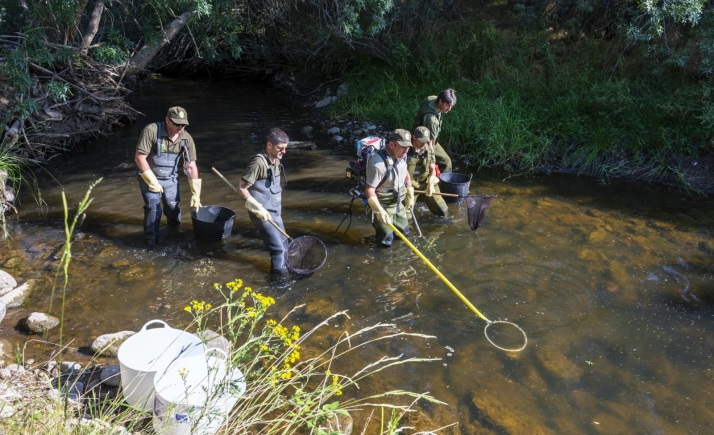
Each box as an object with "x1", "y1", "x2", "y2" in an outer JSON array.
[{"x1": 2, "y1": 78, "x2": 714, "y2": 434}]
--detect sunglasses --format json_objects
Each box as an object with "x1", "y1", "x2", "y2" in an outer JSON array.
[{"x1": 169, "y1": 119, "x2": 187, "y2": 128}]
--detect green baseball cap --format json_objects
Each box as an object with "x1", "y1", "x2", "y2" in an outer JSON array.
[
  {"x1": 389, "y1": 129, "x2": 412, "y2": 147},
  {"x1": 167, "y1": 106, "x2": 189, "y2": 125},
  {"x1": 413, "y1": 126, "x2": 431, "y2": 143}
]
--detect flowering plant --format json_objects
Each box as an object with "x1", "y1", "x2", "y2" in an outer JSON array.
[{"x1": 183, "y1": 278, "x2": 449, "y2": 434}]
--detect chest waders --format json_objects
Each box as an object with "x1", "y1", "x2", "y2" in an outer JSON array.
[
  {"x1": 406, "y1": 146, "x2": 434, "y2": 188},
  {"x1": 248, "y1": 154, "x2": 289, "y2": 273},
  {"x1": 372, "y1": 149, "x2": 409, "y2": 246},
  {"x1": 139, "y1": 122, "x2": 191, "y2": 246},
  {"x1": 407, "y1": 145, "x2": 448, "y2": 217}
]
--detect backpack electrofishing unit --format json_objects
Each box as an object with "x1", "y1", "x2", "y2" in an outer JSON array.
[{"x1": 337, "y1": 136, "x2": 386, "y2": 233}]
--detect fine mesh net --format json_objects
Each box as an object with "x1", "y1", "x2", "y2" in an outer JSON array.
[
  {"x1": 286, "y1": 236, "x2": 327, "y2": 274},
  {"x1": 465, "y1": 195, "x2": 497, "y2": 231}
]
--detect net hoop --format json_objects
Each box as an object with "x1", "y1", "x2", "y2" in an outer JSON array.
[
  {"x1": 285, "y1": 235, "x2": 327, "y2": 275},
  {"x1": 483, "y1": 320, "x2": 528, "y2": 352}
]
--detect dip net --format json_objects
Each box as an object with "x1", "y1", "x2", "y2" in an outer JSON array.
[
  {"x1": 466, "y1": 195, "x2": 497, "y2": 231},
  {"x1": 286, "y1": 236, "x2": 327, "y2": 275}
]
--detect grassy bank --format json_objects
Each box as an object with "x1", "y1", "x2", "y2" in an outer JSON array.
[{"x1": 330, "y1": 32, "x2": 714, "y2": 189}]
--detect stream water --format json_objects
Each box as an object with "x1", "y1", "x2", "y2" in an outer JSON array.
[{"x1": 2, "y1": 77, "x2": 714, "y2": 434}]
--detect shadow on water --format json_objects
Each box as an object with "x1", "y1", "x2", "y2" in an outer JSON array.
[{"x1": 2, "y1": 78, "x2": 714, "y2": 434}]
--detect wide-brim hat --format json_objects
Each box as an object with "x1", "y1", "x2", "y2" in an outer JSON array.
[{"x1": 167, "y1": 106, "x2": 189, "y2": 125}]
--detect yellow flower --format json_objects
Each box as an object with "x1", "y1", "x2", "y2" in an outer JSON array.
[{"x1": 184, "y1": 306, "x2": 191, "y2": 313}]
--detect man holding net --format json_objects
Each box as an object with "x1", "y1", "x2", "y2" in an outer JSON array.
[
  {"x1": 238, "y1": 128, "x2": 290, "y2": 275},
  {"x1": 407, "y1": 126, "x2": 448, "y2": 217},
  {"x1": 365, "y1": 129, "x2": 414, "y2": 247}
]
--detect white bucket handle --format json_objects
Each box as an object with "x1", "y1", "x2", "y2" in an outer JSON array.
[
  {"x1": 140, "y1": 319, "x2": 171, "y2": 332},
  {"x1": 206, "y1": 348, "x2": 229, "y2": 361}
]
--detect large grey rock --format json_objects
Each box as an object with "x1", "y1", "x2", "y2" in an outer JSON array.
[
  {"x1": 91, "y1": 331, "x2": 135, "y2": 357},
  {"x1": 100, "y1": 365, "x2": 122, "y2": 387},
  {"x1": 0, "y1": 271, "x2": 16, "y2": 294},
  {"x1": 0, "y1": 281, "x2": 33, "y2": 308},
  {"x1": 315, "y1": 96, "x2": 338, "y2": 109},
  {"x1": 330, "y1": 135, "x2": 344, "y2": 145},
  {"x1": 336, "y1": 83, "x2": 348, "y2": 97},
  {"x1": 300, "y1": 126, "x2": 314, "y2": 136},
  {"x1": 0, "y1": 301, "x2": 5, "y2": 324},
  {"x1": 25, "y1": 312, "x2": 60, "y2": 333},
  {"x1": 327, "y1": 127, "x2": 341, "y2": 135}
]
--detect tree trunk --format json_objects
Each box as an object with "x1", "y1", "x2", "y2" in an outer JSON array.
[
  {"x1": 125, "y1": 11, "x2": 194, "y2": 76},
  {"x1": 80, "y1": 0, "x2": 105, "y2": 55},
  {"x1": 66, "y1": 0, "x2": 90, "y2": 44}
]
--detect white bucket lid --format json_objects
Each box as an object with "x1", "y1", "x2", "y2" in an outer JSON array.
[
  {"x1": 118, "y1": 320, "x2": 204, "y2": 372},
  {"x1": 154, "y1": 350, "x2": 244, "y2": 408}
]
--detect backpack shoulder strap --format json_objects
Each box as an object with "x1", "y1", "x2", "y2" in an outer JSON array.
[
  {"x1": 375, "y1": 149, "x2": 395, "y2": 190},
  {"x1": 156, "y1": 122, "x2": 162, "y2": 157}
]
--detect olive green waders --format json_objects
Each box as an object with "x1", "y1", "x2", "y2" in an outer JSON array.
[{"x1": 373, "y1": 188, "x2": 409, "y2": 246}]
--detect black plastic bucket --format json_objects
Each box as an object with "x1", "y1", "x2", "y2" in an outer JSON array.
[
  {"x1": 191, "y1": 205, "x2": 236, "y2": 241},
  {"x1": 438, "y1": 173, "x2": 472, "y2": 204}
]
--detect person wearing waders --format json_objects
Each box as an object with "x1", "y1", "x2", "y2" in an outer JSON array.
[
  {"x1": 412, "y1": 88, "x2": 456, "y2": 174},
  {"x1": 134, "y1": 106, "x2": 201, "y2": 249},
  {"x1": 407, "y1": 126, "x2": 448, "y2": 217},
  {"x1": 365, "y1": 129, "x2": 414, "y2": 247},
  {"x1": 238, "y1": 128, "x2": 290, "y2": 275}
]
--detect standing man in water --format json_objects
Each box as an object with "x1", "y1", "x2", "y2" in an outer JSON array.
[
  {"x1": 407, "y1": 126, "x2": 448, "y2": 217},
  {"x1": 412, "y1": 88, "x2": 457, "y2": 174},
  {"x1": 365, "y1": 129, "x2": 414, "y2": 247},
  {"x1": 238, "y1": 128, "x2": 290, "y2": 275},
  {"x1": 134, "y1": 106, "x2": 201, "y2": 249}
]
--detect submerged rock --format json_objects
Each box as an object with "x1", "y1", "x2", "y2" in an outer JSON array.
[
  {"x1": 25, "y1": 312, "x2": 60, "y2": 333},
  {"x1": 197, "y1": 329, "x2": 230, "y2": 354},
  {"x1": 91, "y1": 331, "x2": 135, "y2": 357}
]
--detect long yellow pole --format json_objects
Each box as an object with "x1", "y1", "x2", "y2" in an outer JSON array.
[{"x1": 387, "y1": 223, "x2": 490, "y2": 323}]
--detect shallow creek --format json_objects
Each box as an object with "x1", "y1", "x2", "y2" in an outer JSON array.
[{"x1": 1, "y1": 77, "x2": 713, "y2": 434}]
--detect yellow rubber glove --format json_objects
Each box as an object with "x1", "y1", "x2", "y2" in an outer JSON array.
[
  {"x1": 426, "y1": 175, "x2": 440, "y2": 197},
  {"x1": 406, "y1": 186, "x2": 415, "y2": 209},
  {"x1": 245, "y1": 196, "x2": 271, "y2": 221},
  {"x1": 367, "y1": 196, "x2": 391, "y2": 224},
  {"x1": 140, "y1": 169, "x2": 164, "y2": 193},
  {"x1": 188, "y1": 178, "x2": 202, "y2": 210}
]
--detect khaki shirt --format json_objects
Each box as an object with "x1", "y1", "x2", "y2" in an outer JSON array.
[
  {"x1": 242, "y1": 153, "x2": 282, "y2": 185},
  {"x1": 366, "y1": 151, "x2": 408, "y2": 193},
  {"x1": 136, "y1": 122, "x2": 197, "y2": 161}
]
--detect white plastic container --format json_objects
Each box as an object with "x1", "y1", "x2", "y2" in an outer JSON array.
[
  {"x1": 118, "y1": 320, "x2": 204, "y2": 412},
  {"x1": 152, "y1": 349, "x2": 246, "y2": 435}
]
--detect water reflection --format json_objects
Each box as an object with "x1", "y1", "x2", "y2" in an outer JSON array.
[{"x1": 1, "y1": 78, "x2": 714, "y2": 434}]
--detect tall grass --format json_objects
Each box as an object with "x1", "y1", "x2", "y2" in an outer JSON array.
[{"x1": 331, "y1": 26, "x2": 712, "y2": 188}]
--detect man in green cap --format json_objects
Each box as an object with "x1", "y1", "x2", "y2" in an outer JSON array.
[
  {"x1": 134, "y1": 106, "x2": 201, "y2": 249},
  {"x1": 238, "y1": 127, "x2": 290, "y2": 275},
  {"x1": 365, "y1": 129, "x2": 414, "y2": 247},
  {"x1": 412, "y1": 88, "x2": 456, "y2": 174},
  {"x1": 407, "y1": 126, "x2": 448, "y2": 217}
]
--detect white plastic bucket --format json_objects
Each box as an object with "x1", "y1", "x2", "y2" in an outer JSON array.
[
  {"x1": 118, "y1": 320, "x2": 204, "y2": 412},
  {"x1": 152, "y1": 349, "x2": 246, "y2": 435}
]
